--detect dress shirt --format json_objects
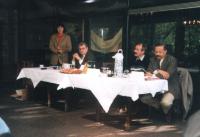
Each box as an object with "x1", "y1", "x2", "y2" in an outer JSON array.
[
  {"x1": 136, "y1": 55, "x2": 145, "y2": 61},
  {"x1": 79, "y1": 55, "x2": 85, "y2": 65},
  {"x1": 160, "y1": 58, "x2": 164, "y2": 68}
]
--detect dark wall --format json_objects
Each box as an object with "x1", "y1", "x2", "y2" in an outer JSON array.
[{"x1": 0, "y1": 10, "x2": 18, "y2": 82}]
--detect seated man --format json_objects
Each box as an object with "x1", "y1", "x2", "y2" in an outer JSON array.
[
  {"x1": 72, "y1": 42, "x2": 91, "y2": 69},
  {"x1": 130, "y1": 42, "x2": 149, "y2": 70},
  {"x1": 71, "y1": 42, "x2": 94, "y2": 108},
  {"x1": 117, "y1": 43, "x2": 150, "y2": 114},
  {"x1": 141, "y1": 43, "x2": 180, "y2": 120}
]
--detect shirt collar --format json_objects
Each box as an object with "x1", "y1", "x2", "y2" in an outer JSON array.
[{"x1": 137, "y1": 55, "x2": 145, "y2": 61}]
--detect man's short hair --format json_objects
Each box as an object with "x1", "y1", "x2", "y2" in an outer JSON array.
[
  {"x1": 154, "y1": 43, "x2": 167, "y2": 50},
  {"x1": 79, "y1": 42, "x2": 88, "y2": 47},
  {"x1": 135, "y1": 42, "x2": 146, "y2": 51}
]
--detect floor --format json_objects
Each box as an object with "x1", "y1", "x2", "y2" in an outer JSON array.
[{"x1": 0, "y1": 85, "x2": 186, "y2": 137}]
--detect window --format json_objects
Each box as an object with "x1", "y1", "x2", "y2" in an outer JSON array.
[
  {"x1": 183, "y1": 21, "x2": 200, "y2": 67},
  {"x1": 89, "y1": 16, "x2": 123, "y2": 67},
  {"x1": 129, "y1": 21, "x2": 176, "y2": 64},
  {"x1": 129, "y1": 10, "x2": 200, "y2": 68}
]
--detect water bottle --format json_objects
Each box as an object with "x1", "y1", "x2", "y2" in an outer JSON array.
[{"x1": 112, "y1": 49, "x2": 123, "y2": 77}]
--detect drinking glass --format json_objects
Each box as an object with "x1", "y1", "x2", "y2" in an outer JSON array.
[
  {"x1": 88, "y1": 61, "x2": 96, "y2": 68},
  {"x1": 123, "y1": 69, "x2": 130, "y2": 77},
  {"x1": 70, "y1": 64, "x2": 75, "y2": 69}
]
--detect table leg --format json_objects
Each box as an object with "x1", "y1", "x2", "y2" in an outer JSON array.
[
  {"x1": 96, "y1": 102, "x2": 102, "y2": 122},
  {"x1": 64, "y1": 88, "x2": 72, "y2": 112},
  {"x1": 124, "y1": 98, "x2": 132, "y2": 131},
  {"x1": 124, "y1": 114, "x2": 131, "y2": 131},
  {"x1": 47, "y1": 90, "x2": 51, "y2": 107},
  {"x1": 46, "y1": 83, "x2": 57, "y2": 107}
]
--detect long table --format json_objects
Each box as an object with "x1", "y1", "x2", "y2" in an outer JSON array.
[{"x1": 17, "y1": 67, "x2": 168, "y2": 113}]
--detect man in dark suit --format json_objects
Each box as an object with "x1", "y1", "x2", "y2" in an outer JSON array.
[
  {"x1": 131, "y1": 42, "x2": 149, "y2": 70},
  {"x1": 72, "y1": 42, "x2": 90, "y2": 69},
  {"x1": 117, "y1": 43, "x2": 149, "y2": 114},
  {"x1": 71, "y1": 42, "x2": 93, "y2": 108},
  {"x1": 141, "y1": 43, "x2": 180, "y2": 119}
]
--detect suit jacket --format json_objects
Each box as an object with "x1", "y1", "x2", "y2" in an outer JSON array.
[
  {"x1": 74, "y1": 53, "x2": 88, "y2": 68},
  {"x1": 178, "y1": 67, "x2": 193, "y2": 119},
  {"x1": 147, "y1": 54, "x2": 180, "y2": 99},
  {"x1": 74, "y1": 51, "x2": 95, "y2": 68},
  {"x1": 49, "y1": 33, "x2": 72, "y2": 65},
  {"x1": 130, "y1": 55, "x2": 149, "y2": 70}
]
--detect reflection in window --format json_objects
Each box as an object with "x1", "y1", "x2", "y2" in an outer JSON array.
[
  {"x1": 154, "y1": 22, "x2": 176, "y2": 54},
  {"x1": 89, "y1": 16, "x2": 123, "y2": 67},
  {"x1": 90, "y1": 17, "x2": 123, "y2": 53},
  {"x1": 130, "y1": 22, "x2": 176, "y2": 55},
  {"x1": 184, "y1": 23, "x2": 200, "y2": 67},
  {"x1": 65, "y1": 22, "x2": 82, "y2": 53}
]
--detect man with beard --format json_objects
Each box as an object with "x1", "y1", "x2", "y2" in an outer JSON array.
[
  {"x1": 130, "y1": 42, "x2": 149, "y2": 70},
  {"x1": 117, "y1": 43, "x2": 149, "y2": 114},
  {"x1": 141, "y1": 43, "x2": 180, "y2": 121}
]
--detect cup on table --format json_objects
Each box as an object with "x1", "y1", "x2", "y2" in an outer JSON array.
[
  {"x1": 62, "y1": 63, "x2": 70, "y2": 69},
  {"x1": 123, "y1": 69, "x2": 130, "y2": 78},
  {"x1": 88, "y1": 61, "x2": 96, "y2": 68},
  {"x1": 101, "y1": 67, "x2": 108, "y2": 73},
  {"x1": 70, "y1": 64, "x2": 75, "y2": 69},
  {"x1": 39, "y1": 64, "x2": 44, "y2": 68},
  {"x1": 100, "y1": 67, "x2": 109, "y2": 77},
  {"x1": 107, "y1": 69, "x2": 114, "y2": 77}
]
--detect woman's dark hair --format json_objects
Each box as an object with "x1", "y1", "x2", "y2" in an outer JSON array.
[{"x1": 56, "y1": 23, "x2": 65, "y2": 32}]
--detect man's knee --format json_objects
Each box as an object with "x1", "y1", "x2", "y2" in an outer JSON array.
[
  {"x1": 160, "y1": 92, "x2": 175, "y2": 114},
  {"x1": 140, "y1": 94, "x2": 160, "y2": 109},
  {"x1": 140, "y1": 94, "x2": 153, "y2": 104}
]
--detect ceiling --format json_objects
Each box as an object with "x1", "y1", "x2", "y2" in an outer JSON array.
[{"x1": 0, "y1": 0, "x2": 200, "y2": 17}]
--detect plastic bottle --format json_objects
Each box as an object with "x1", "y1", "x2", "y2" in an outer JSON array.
[{"x1": 112, "y1": 49, "x2": 123, "y2": 77}]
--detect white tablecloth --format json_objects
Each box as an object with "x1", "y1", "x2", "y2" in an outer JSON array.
[{"x1": 17, "y1": 68, "x2": 168, "y2": 112}]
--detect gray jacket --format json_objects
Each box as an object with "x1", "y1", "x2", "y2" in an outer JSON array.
[
  {"x1": 147, "y1": 55, "x2": 180, "y2": 99},
  {"x1": 178, "y1": 67, "x2": 193, "y2": 119}
]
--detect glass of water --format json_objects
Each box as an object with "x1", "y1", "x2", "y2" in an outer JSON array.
[
  {"x1": 70, "y1": 64, "x2": 75, "y2": 69},
  {"x1": 123, "y1": 69, "x2": 130, "y2": 77}
]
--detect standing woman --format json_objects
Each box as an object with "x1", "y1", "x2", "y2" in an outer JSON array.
[{"x1": 49, "y1": 23, "x2": 72, "y2": 65}]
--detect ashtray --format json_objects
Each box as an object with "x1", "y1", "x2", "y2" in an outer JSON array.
[
  {"x1": 40, "y1": 67, "x2": 47, "y2": 70},
  {"x1": 52, "y1": 66, "x2": 58, "y2": 69},
  {"x1": 107, "y1": 74, "x2": 114, "y2": 77}
]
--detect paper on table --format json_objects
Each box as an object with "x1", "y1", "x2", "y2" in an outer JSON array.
[
  {"x1": 145, "y1": 75, "x2": 160, "y2": 81},
  {"x1": 129, "y1": 71, "x2": 145, "y2": 82}
]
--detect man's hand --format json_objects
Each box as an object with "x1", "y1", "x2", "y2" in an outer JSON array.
[
  {"x1": 158, "y1": 70, "x2": 170, "y2": 79},
  {"x1": 57, "y1": 49, "x2": 63, "y2": 54},
  {"x1": 145, "y1": 72, "x2": 153, "y2": 77},
  {"x1": 73, "y1": 53, "x2": 81, "y2": 61}
]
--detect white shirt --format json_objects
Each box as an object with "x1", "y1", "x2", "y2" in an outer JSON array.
[
  {"x1": 79, "y1": 55, "x2": 85, "y2": 65},
  {"x1": 71, "y1": 55, "x2": 85, "y2": 67},
  {"x1": 153, "y1": 58, "x2": 164, "y2": 75},
  {"x1": 136, "y1": 55, "x2": 145, "y2": 61},
  {"x1": 159, "y1": 58, "x2": 164, "y2": 68}
]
